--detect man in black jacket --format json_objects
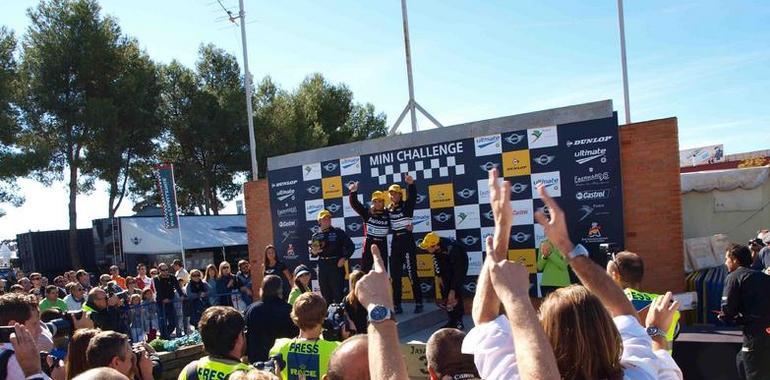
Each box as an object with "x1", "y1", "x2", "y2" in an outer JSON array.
[
  {"x1": 311, "y1": 210, "x2": 354, "y2": 305},
  {"x1": 153, "y1": 262, "x2": 185, "y2": 339},
  {"x1": 83, "y1": 288, "x2": 128, "y2": 334},
  {"x1": 719, "y1": 244, "x2": 770, "y2": 380},
  {"x1": 419, "y1": 232, "x2": 468, "y2": 330},
  {"x1": 244, "y1": 275, "x2": 299, "y2": 362},
  {"x1": 348, "y1": 182, "x2": 390, "y2": 273},
  {"x1": 388, "y1": 175, "x2": 423, "y2": 314}
]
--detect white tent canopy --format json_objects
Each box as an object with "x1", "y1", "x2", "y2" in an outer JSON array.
[
  {"x1": 120, "y1": 215, "x2": 247, "y2": 255},
  {"x1": 681, "y1": 165, "x2": 769, "y2": 193}
]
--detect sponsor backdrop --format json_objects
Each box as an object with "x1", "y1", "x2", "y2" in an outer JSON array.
[{"x1": 268, "y1": 114, "x2": 624, "y2": 298}]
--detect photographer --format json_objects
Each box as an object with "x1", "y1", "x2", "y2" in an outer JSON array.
[
  {"x1": 0, "y1": 293, "x2": 48, "y2": 379},
  {"x1": 86, "y1": 331, "x2": 154, "y2": 380},
  {"x1": 83, "y1": 288, "x2": 128, "y2": 334}
]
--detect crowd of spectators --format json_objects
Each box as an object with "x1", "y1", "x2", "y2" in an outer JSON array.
[{"x1": 2, "y1": 169, "x2": 768, "y2": 379}]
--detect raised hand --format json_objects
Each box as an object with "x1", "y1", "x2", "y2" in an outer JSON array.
[
  {"x1": 349, "y1": 181, "x2": 359, "y2": 192},
  {"x1": 355, "y1": 244, "x2": 394, "y2": 310},
  {"x1": 489, "y1": 259, "x2": 531, "y2": 301},
  {"x1": 10, "y1": 323, "x2": 41, "y2": 377},
  {"x1": 534, "y1": 184, "x2": 574, "y2": 256},
  {"x1": 645, "y1": 291, "x2": 680, "y2": 331},
  {"x1": 487, "y1": 169, "x2": 512, "y2": 262},
  {"x1": 405, "y1": 175, "x2": 414, "y2": 185}
]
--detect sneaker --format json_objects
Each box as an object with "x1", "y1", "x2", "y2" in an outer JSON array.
[
  {"x1": 394, "y1": 305, "x2": 403, "y2": 314},
  {"x1": 414, "y1": 304, "x2": 424, "y2": 313}
]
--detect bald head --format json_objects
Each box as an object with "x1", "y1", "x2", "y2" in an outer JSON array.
[
  {"x1": 324, "y1": 334, "x2": 369, "y2": 380},
  {"x1": 607, "y1": 251, "x2": 644, "y2": 289},
  {"x1": 73, "y1": 367, "x2": 129, "y2": 380}
]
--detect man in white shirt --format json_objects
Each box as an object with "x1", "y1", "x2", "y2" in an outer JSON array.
[
  {"x1": 0, "y1": 293, "x2": 51, "y2": 380},
  {"x1": 172, "y1": 259, "x2": 190, "y2": 287}
]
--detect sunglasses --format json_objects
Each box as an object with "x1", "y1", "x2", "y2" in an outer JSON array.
[
  {"x1": 31, "y1": 277, "x2": 41, "y2": 281},
  {"x1": 192, "y1": 275, "x2": 201, "y2": 278},
  {"x1": 159, "y1": 268, "x2": 168, "y2": 272}
]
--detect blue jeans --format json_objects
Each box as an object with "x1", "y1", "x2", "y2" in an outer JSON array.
[{"x1": 158, "y1": 301, "x2": 177, "y2": 339}]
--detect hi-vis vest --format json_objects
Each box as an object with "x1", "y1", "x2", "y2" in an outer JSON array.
[
  {"x1": 624, "y1": 288, "x2": 681, "y2": 343},
  {"x1": 269, "y1": 338, "x2": 340, "y2": 380},
  {"x1": 177, "y1": 356, "x2": 251, "y2": 380}
]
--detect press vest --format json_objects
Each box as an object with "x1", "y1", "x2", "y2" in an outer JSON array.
[
  {"x1": 269, "y1": 338, "x2": 340, "y2": 380},
  {"x1": 624, "y1": 288, "x2": 681, "y2": 343},
  {"x1": 177, "y1": 356, "x2": 251, "y2": 380}
]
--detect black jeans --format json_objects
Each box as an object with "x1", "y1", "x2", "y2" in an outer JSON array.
[
  {"x1": 158, "y1": 301, "x2": 177, "y2": 339},
  {"x1": 441, "y1": 278, "x2": 464, "y2": 325},
  {"x1": 318, "y1": 259, "x2": 345, "y2": 304},
  {"x1": 737, "y1": 331, "x2": 770, "y2": 380},
  {"x1": 362, "y1": 237, "x2": 388, "y2": 273},
  {"x1": 390, "y1": 232, "x2": 422, "y2": 306}
]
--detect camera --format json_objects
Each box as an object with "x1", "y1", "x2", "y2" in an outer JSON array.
[
  {"x1": 104, "y1": 282, "x2": 128, "y2": 303},
  {"x1": 253, "y1": 354, "x2": 284, "y2": 373},
  {"x1": 600, "y1": 243, "x2": 620, "y2": 258},
  {"x1": 322, "y1": 303, "x2": 347, "y2": 342},
  {"x1": 45, "y1": 311, "x2": 85, "y2": 338}
]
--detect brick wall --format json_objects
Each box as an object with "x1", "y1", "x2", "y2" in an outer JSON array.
[
  {"x1": 244, "y1": 180, "x2": 272, "y2": 298},
  {"x1": 619, "y1": 117, "x2": 685, "y2": 293},
  {"x1": 244, "y1": 117, "x2": 686, "y2": 296}
]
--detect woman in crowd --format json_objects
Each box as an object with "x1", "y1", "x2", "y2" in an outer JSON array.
[
  {"x1": 125, "y1": 276, "x2": 142, "y2": 295},
  {"x1": 204, "y1": 264, "x2": 219, "y2": 306},
  {"x1": 65, "y1": 328, "x2": 100, "y2": 380},
  {"x1": 288, "y1": 264, "x2": 312, "y2": 305},
  {"x1": 216, "y1": 261, "x2": 241, "y2": 307},
  {"x1": 264, "y1": 245, "x2": 292, "y2": 298},
  {"x1": 186, "y1": 269, "x2": 210, "y2": 328},
  {"x1": 135, "y1": 263, "x2": 154, "y2": 290},
  {"x1": 343, "y1": 269, "x2": 367, "y2": 334},
  {"x1": 536, "y1": 239, "x2": 571, "y2": 297}
]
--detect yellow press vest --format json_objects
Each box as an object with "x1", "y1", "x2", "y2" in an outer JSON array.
[
  {"x1": 624, "y1": 288, "x2": 681, "y2": 343},
  {"x1": 177, "y1": 356, "x2": 252, "y2": 380},
  {"x1": 269, "y1": 338, "x2": 340, "y2": 380}
]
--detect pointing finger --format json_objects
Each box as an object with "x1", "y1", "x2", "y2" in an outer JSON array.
[
  {"x1": 537, "y1": 184, "x2": 562, "y2": 220},
  {"x1": 534, "y1": 210, "x2": 549, "y2": 227},
  {"x1": 371, "y1": 244, "x2": 386, "y2": 273}
]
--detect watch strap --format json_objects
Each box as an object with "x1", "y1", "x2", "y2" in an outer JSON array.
[{"x1": 567, "y1": 244, "x2": 589, "y2": 261}]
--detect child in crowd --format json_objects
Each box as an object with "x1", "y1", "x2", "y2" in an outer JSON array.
[
  {"x1": 129, "y1": 293, "x2": 145, "y2": 343},
  {"x1": 141, "y1": 288, "x2": 159, "y2": 342}
]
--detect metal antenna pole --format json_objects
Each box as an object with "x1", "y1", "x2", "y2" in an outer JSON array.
[
  {"x1": 389, "y1": 0, "x2": 443, "y2": 135},
  {"x1": 617, "y1": 0, "x2": 631, "y2": 125},
  {"x1": 239, "y1": 0, "x2": 259, "y2": 179}
]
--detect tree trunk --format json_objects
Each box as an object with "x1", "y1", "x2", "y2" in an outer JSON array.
[
  {"x1": 211, "y1": 186, "x2": 219, "y2": 216},
  {"x1": 68, "y1": 162, "x2": 82, "y2": 269}
]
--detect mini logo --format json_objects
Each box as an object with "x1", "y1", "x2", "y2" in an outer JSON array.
[
  {"x1": 415, "y1": 193, "x2": 427, "y2": 204},
  {"x1": 587, "y1": 222, "x2": 602, "y2": 238},
  {"x1": 276, "y1": 189, "x2": 295, "y2": 201},
  {"x1": 511, "y1": 232, "x2": 531, "y2": 243},
  {"x1": 483, "y1": 210, "x2": 494, "y2": 221},
  {"x1": 579, "y1": 205, "x2": 594, "y2": 221},
  {"x1": 131, "y1": 237, "x2": 142, "y2": 245},
  {"x1": 576, "y1": 189, "x2": 610, "y2": 201},
  {"x1": 327, "y1": 204, "x2": 341, "y2": 213},
  {"x1": 347, "y1": 222, "x2": 362, "y2": 232},
  {"x1": 306, "y1": 204, "x2": 323, "y2": 215},
  {"x1": 574, "y1": 148, "x2": 607, "y2": 165},
  {"x1": 456, "y1": 188, "x2": 476, "y2": 199},
  {"x1": 323, "y1": 162, "x2": 338, "y2": 172},
  {"x1": 479, "y1": 162, "x2": 499, "y2": 171},
  {"x1": 456, "y1": 212, "x2": 469, "y2": 225},
  {"x1": 306, "y1": 185, "x2": 321, "y2": 195},
  {"x1": 434, "y1": 212, "x2": 452, "y2": 223},
  {"x1": 463, "y1": 282, "x2": 477, "y2": 293},
  {"x1": 511, "y1": 182, "x2": 529, "y2": 194},
  {"x1": 420, "y1": 283, "x2": 433, "y2": 294},
  {"x1": 536, "y1": 205, "x2": 551, "y2": 218},
  {"x1": 505, "y1": 133, "x2": 525, "y2": 145},
  {"x1": 566, "y1": 136, "x2": 613, "y2": 147},
  {"x1": 461, "y1": 235, "x2": 479, "y2": 246},
  {"x1": 279, "y1": 220, "x2": 296, "y2": 228},
  {"x1": 533, "y1": 154, "x2": 555, "y2": 166}
]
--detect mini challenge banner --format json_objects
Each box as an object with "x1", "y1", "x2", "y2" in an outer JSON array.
[{"x1": 268, "y1": 114, "x2": 624, "y2": 299}]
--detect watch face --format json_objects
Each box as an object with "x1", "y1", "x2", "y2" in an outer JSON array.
[{"x1": 370, "y1": 305, "x2": 387, "y2": 321}]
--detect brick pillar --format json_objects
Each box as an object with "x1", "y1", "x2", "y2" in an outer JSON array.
[
  {"x1": 619, "y1": 117, "x2": 684, "y2": 293},
  {"x1": 244, "y1": 180, "x2": 273, "y2": 300}
]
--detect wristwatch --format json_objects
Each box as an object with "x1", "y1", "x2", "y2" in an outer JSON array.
[
  {"x1": 566, "y1": 244, "x2": 589, "y2": 261},
  {"x1": 646, "y1": 326, "x2": 665, "y2": 339},
  {"x1": 367, "y1": 304, "x2": 395, "y2": 323}
]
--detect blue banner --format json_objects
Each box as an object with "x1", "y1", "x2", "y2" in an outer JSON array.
[{"x1": 156, "y1": 164, "x2": 180, "y2": 229}]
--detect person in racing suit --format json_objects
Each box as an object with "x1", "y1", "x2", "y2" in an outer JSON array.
[
  {"x1": 348, "y1": 182, "x2": 390, "y2": 273},
  {"x1": 388, "y1": 174, "x2": 423, "y2": 314}
]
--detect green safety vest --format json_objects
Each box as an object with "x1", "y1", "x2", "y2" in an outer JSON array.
[
  {"x1": 269, "y1": 338, "x2": 340, "y2": 380},
  {"x1": 177, "y1": 356, "x2": 252, "y2": 380},
  {"x1": 624, "y1": 288, "x2": 681, "y2": 343}
]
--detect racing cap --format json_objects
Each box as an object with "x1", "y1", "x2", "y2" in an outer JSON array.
[
  {"x1": 317, "y1": 209, "x2": 332, "y2": 220},
  {"x1": 371, "y1": 191, "x2": 386, "y2": 202},
  {"x1": 419, "y1": 232, "x2": 441, "y2": 250},
  {"x1": 294, "y1": 264, "x2": 311, "y2": 278},
  {"x1": 388, "y1": 184, "x2": 403, "y2": 193}
]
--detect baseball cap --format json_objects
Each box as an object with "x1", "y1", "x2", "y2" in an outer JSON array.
[
  {"x1": 317, "y1": 209, "x2": 332, "y2": 220},
  {"x1": 749, "y1": 238, "x2": 765, "y2": 247},
  {"x1": 388, "y1": 184, "x2": 403, "y2": 193},
  {"x1": 293, "y1": 265, "x2": 311, "y2": 278},
  {"x1": 419, "y1": 232, "x2": 441, "y2": 250},
  {"x1": 371, "y1": 191, "x2": 386, "y2": 202}
]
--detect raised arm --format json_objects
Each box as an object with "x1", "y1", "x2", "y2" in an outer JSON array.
[
  {"x1": 487, "y1": 169, "x2": 560, "y2": 380},
  {"x1": 348, "y1": 182, "x2": 369, "y2": 219},
  {"x1": 404, "y1": 175, "x2": 416, "y2": 213},
  {"x1": 534, "y1": 185, "x2": 636, "y2": 318},
  {"x1": 472, "y1": 241, "x2": 502, "y2": 325}
]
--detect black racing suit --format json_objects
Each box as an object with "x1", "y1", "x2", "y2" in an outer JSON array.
[
  {"x1": 433, "y1": 238, "x2": 469, "y2": 326},
  {"x1": 311, "y1": 227, "x2": 354, "y2": 305},
  {"x1": 719, "y1": 266, "x2": 770, "y2": 380},
  {"x1": 388, "y1": 183, "x2": 422, "y2": 306},
  {"x1": 349, "y1": 190, "x2": 390, "y2": 273}
]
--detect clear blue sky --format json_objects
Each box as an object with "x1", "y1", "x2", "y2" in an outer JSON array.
[{"x1": 1, "y1": 0, "x2": 769, "y2": 239}]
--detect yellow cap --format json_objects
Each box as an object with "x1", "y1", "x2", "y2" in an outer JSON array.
[
  {"x1": 388, "y1": 184, "x2": 403, "y2": 193},
  {"x1": 371, "y1": 191, "x2": 386, "y2": 202},
  {"x1": 419, "y1": 232, "x2": 440, "y2": 250},
  {"x1": 317, "y1": 209, "x2": 332, "y2": 220}
]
